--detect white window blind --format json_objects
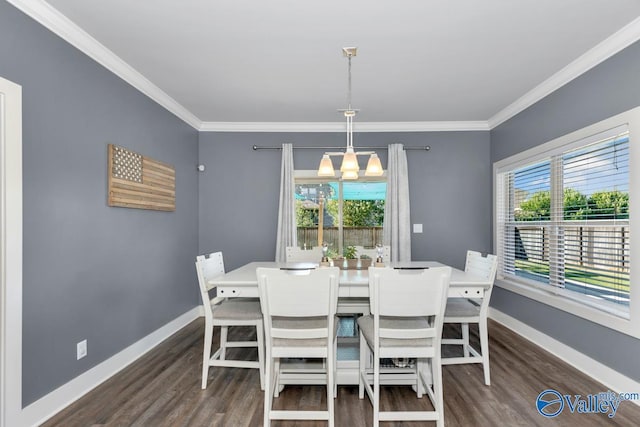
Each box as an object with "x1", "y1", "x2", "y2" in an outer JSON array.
[
  {"x1": 497, "y1": 127, "x2": 630, "y2": 310},
  {"x1": 560, "y1": 132, "x2": 629, "y2": 305}
]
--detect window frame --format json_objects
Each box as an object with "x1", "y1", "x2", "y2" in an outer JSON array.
[
  {"x1": 294, "y1": 170, "x2": 387, "y2": 254},
  {"x1": 493, "y1": 107, "x2": 640, "y2": 338}
]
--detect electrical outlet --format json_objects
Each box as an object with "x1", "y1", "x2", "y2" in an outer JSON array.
[{"x1": 77, "y1": 339, "x2": 87, "y2": 360}]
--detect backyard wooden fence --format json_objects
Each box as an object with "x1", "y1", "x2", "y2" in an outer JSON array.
[
  {"x1": 297, "y1": 226, "x2": 383, "y2": 249},
  {"x1": 516, "y1": 225, "x2": 629, "y2": 274}
]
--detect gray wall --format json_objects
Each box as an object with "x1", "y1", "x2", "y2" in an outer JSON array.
[
  {"x1": 198, "y1": 131, "x2": 491, "y2": 271},
  {"x1": 490, "y1": 40, "x2": 640, "y2": 381},
  {"x1": 0, "y1": 2, "x2": 200, "y2": 405}
]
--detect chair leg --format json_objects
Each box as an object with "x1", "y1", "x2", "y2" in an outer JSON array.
[
  {"x1": 220, "y1": 326, "x2": 228, "y2": 360},
  {"x1": 256, "y1": 322, "x2": 265, "y2": 391},
  {"x1": 461, "y1": 323, "x2": 470, "y2": 357},
  {"x1": 333, "y1": 335, "x2": 338, "y2": 399},
  {"x1": 263, "y1": 350, "x2": 273, "y2": 427},
  {"x1": 433, "y1": 355, "x2": 444, "y2": 427},
  {"x1": 358, "y1": 332, "x2": 366, "y2": 399},
  {"x1": 327, "y1": 348, "x2": 335, "y2": 427},
  {"x1": 416, "y1": 358, "x2": 424, "y2": 398},
  {"x1": 373, "y1": 350, "x2": 380, "y2": 427},
  {"x1": 201, "y1": 322, "x2": 213, "y2": 389},
  {"x1": 479, "y1": 318, "x2": 491, "y2": 385},
  {"x1": 273, "y1": 359, "x2": 281, "y2": 397}
]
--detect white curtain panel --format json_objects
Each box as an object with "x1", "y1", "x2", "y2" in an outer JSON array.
[
  {"x1": 275, "y1": 143, "x2": 297, "y2": 262},
  {"x1": 383, "y1": 143, "x2": 412, "y2": 262}
]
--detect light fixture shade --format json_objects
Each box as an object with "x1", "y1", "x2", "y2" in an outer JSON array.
[
  {"x1": 317, "y1": 154, "x2": 335, "y2": 177},
  {"x1": 340, "y1": 147, "x2": 360, "y2": 172},
  {"x1": 341, "y1": 169, "x2": 359, "y2": 180},
  {"x1": 365, "y1": 153, "x2": 384, "y2": 176}
]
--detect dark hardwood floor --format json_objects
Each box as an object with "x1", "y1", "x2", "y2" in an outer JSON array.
[{"x1": 43, "y1": 318, "x2": 640, "y2": 426}]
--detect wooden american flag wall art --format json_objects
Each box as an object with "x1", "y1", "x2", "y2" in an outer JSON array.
[{"x1": 107, "y1": 144, "x2": 175, "y2": 211}]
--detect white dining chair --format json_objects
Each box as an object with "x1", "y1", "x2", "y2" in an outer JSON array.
[
  {"x1": 195, "y1": 252, "x2": 264, "y2": 390},
  {"x1": 257, "y1": 266, "x2": 340, "y2": 427},
  {"x1": 285, "y1": 246, "x2": 323, "y2": 263},
  {"x1": 354, "y1": 245, "x2": 390, "y2": 263},
  {"x1": 358, "y1": 266, "x2": 451, "y2": 427},
  {"x1": 441, "y1": 250, "x2": 498, "y2": 385}
]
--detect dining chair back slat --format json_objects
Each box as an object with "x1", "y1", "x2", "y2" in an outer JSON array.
[
  {"x1": 285, "y1": 246, "x2": 323, "y2": 262},
  {"x1": 196, "y1": 253, "x2": 225, "y2": 318},
  {"x1": 369, "y1": 268, "x2": 447, "y2": 318},
  {"x1": 261, "y1": 269, "x2": 334, "y2": 317},
  {"x1": 465, "y1": 251, "x2": 498, "y2": 282}
]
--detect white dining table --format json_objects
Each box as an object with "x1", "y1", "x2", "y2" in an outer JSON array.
[
  {"x1": 208, "y1": 261, "x2": 492, "y2": 300},
  {"x1": 208, "y1": 261, "x2": 491, "y2": 386}
]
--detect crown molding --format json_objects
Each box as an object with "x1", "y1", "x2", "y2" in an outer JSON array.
[
  {"x1": 10, "y1": 0, "x2": 640, "y2": 133},
  {"x1": 7, "y1": 0, "x2": 202, "y2": 130},
  {"x1": 200, "y1": 122, "x2": 345, "y2": 132},
  {"x1": 199, "y1": 120, "x2": 490, "y2": 132},
  {"x1": 358, "y1": 121, "x2": 490, "y2": 132},
  {"x1": 488, "y1": 15, "x2": 640, "y2": 129}
]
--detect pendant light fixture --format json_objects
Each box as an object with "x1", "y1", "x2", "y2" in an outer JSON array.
[{"x1": 317, "y1": 47, "x2": 383, "y2": 179}]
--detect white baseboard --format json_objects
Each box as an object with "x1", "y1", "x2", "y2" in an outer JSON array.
[
  {"x1": 20, "y1": 306, "x2": 203, "y2": 427},
  {"x1": 489, "y1": 307, "x2": 640, "y2": 407}
]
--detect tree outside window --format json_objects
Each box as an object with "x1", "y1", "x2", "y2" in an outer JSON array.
[{"x1": 295, "y1": 180, "x2": 386, "y2": 253}]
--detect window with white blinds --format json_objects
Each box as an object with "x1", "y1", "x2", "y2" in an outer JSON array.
[{"x1": 496, "y1": 124, "x2": 631, "y2": 315}]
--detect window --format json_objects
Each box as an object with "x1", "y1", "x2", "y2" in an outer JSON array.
[
  {"x1": 494, "y1": 107, "x2": 639, "y2": 337},
  {"x1": 294, "y1": 172, "x2": 386, "y2": 255}
]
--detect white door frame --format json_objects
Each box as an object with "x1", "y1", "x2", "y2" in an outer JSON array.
[{"x1": 0, "y1": 75, "x2": 23, "y2": 427}]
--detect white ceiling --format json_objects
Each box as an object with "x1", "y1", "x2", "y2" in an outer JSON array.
[{"x1": 19, "y1": 0, "x2": 640, "y2": 129}]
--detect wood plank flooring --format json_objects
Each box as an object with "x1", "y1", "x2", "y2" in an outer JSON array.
[{"x1": 43, "y1": 319, "x2": 640, "y2": 426}]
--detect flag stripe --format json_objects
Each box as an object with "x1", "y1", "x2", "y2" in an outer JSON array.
[
  {"x1": 142, "y1": 158, "x2": 174, "y2": 175},
  {"x1": 111, "y1": 178, "x2": 175, "y2": 197}
]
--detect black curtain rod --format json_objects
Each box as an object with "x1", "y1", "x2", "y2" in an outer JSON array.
[{"x1": 252, "y1": 145, "x2": 430, "y2": 151}]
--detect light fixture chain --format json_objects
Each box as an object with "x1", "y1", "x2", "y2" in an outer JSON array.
[
  {"x1": 347, "y1": 54, "x2": 352, "y2": 110},
  {"x1": 347, "y1": 114, "x2": 353, "y2": 148}
]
